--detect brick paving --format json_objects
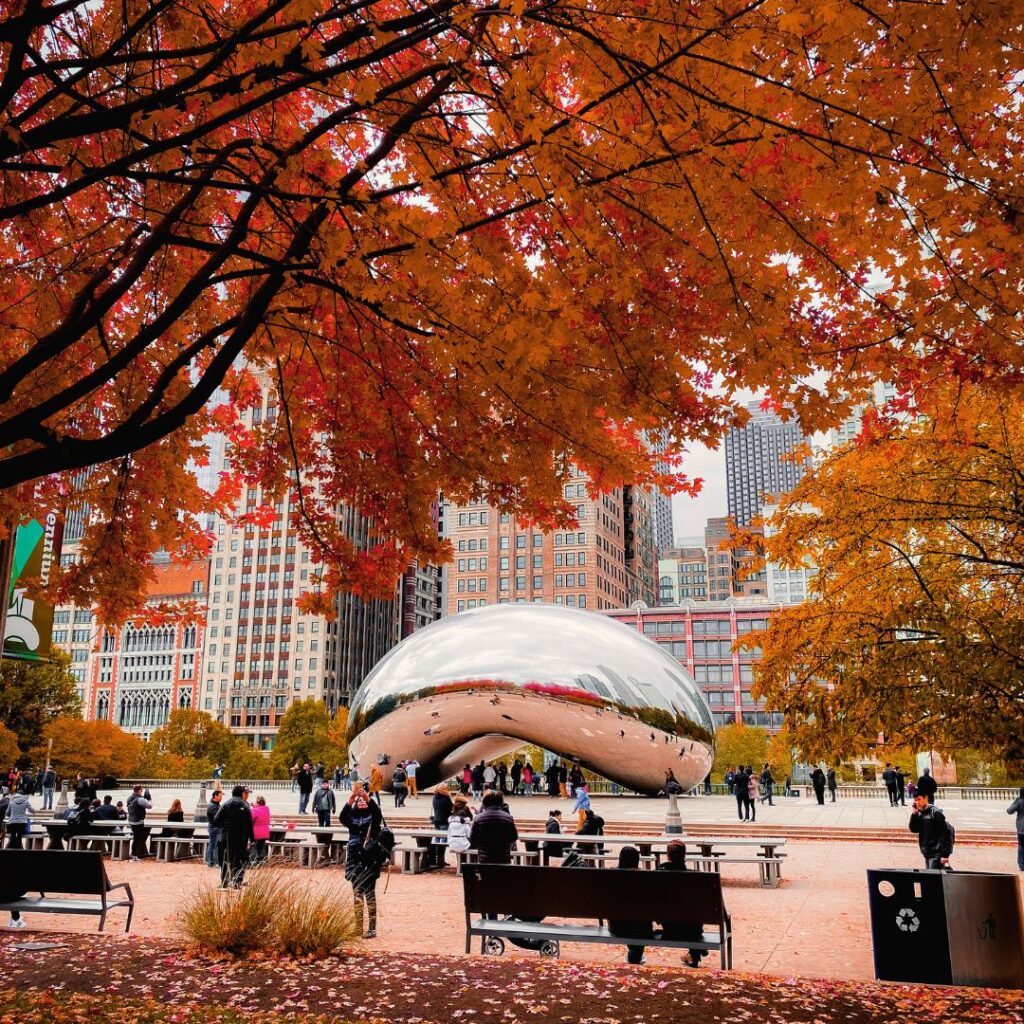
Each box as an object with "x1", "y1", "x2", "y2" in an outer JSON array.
[{"x1": 11, "y1": 837, "x2": 1021, "y2": 981}]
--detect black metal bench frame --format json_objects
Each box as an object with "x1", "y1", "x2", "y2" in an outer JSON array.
[
  {"x1": 0, "y1": 849, "x2": 135, "y2": 932},
  {"x1": 462, "y1": 863, "x2": 732, "y2": 968}
]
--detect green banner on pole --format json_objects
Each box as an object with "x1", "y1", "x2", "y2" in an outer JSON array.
[{"x1": 3, "y1": 512, "x2": 63, "y2": 661}]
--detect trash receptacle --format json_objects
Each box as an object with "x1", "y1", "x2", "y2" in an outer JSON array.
[{"x1": 867, "y1": 869, "x2": 1024, "y2": 988}]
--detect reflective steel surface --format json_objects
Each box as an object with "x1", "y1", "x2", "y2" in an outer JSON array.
[{"x1": 347, "y1": 604, "x2": 714, "y2": 794}]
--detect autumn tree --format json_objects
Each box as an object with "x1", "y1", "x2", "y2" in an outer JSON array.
[
  {"x1": 270, "y1": 698, "x2": 347, "y2": 777},
  {"x1": 751, "y1": 386, "x2": 1024, "y2": 766},
  {"x1": 0, "y1": 652, "x2": 82, "y2": 751},
  {"x1": 137, "y1": 708, "x2": 270, "y2": 779},
  {"x1": 0, "y1": 2, "x2": 1022, "y2": 619},
  {"x1": 712, "y1": 724, "x2": 766, "y2": 781},
  {"x1": 34, "y1": 717, "x2": 142, "y2": 780},
  {"x1": 0, "y1": 722, "x2": 20, "y2": 769}
]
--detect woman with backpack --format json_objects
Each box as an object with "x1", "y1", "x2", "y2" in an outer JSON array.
[{"x1": 339, "y1": 784, "x2": 386, "y2": 938}]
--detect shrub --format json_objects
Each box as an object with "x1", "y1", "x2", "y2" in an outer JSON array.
[
  {"x1": 177, "y1": 869, "x2": 280, "y2": 954},
  {"x1": 177, "y1": 869, "x2": 359, "y2": 957},
  {"x1": 272, "y1": 879, "x2": 360, "y2": 957}
]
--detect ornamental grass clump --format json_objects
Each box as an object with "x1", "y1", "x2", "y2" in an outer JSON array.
[
  {"x1": 177, "y1": 869, "x2": 282, "y2": 954},
  {"x1": 272, "y1": 879, "x2": 360, "y2": 957},
  {"x1": 177, "y1": 869, "x2": 359, "y2": 957}
]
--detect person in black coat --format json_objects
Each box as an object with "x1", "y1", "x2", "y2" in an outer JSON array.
[
  {"x1": 545, "y1": 762, "x2": 561, "y2": 798},
  {"x1": 429, "y1": 784, "x2": 454, "y2": 869},
  {"x1": 916, "y1": 768, "x2": 938, "y2": 805},
  {"x1": 827, "y1": 768, "x2": 838, "y2": 802},
  {"x1": 909, "y1": 793, "x2": 953, "y2": 868},
  {"x1": 608, "y1": 846, "x2": 653, "y2": 964},
  {"x1": 339, "y1": 784, "x2": 385, "y2": 937},
  {"x1": 296, "y1": 764, "x2": 314, "y2": 814},
  {"x1": 894, "y1": 766, "x2": 907, "y2": 806},
  {"x1": 733, "y1": 766, "x2": 749, "y2": 820},
  {"x1": 213, "y1": 785, "x2": 255, "y2": 888},
  {"x1": 810, "y1": 767, "x2": 827, "y2": 805},
  {"x1": 544, "y1": 809, "x2": 568, "y2": 862},
  {"x1": 657, "y1": 840, "x2": 705, "y2": 967},
  {"x1": 469, "y1": 791, "x2": 517, "y2": 863}
]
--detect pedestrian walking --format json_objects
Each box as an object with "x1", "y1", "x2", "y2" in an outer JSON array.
[
  {"x1": 909, "y1": 793, "x2": 954, "y2": 869},
  {"x1": 391, "y1": 763, "x2": 408, "y2": 808},
  {"x1": 405, "y1": 759, "x2": 420, "y2": 798},
  {"x1": 1006, "y1": 787, "x2": 1024, "y2": 872},
  {"x1": 521, "y1": 762, "x2": 534, "y2": 795},
  {"x1": 126, "y1": 785, "x2": 153, "y2": 861},
  {"x1": 881, "y1": 763, "x2": 898, "y2": 806},
  {"x1": 733, "y1": 766, "x2": 750, "y2": 820},
  {"x1": 214, "y1": 785, "x2": 255, "y2": 888},
  {"x1": 340, "y1": 784, "x2": 387, "y2": 938},
  {"x1": 296, "y1": 763, "x2": 314, "y2": 814},
  {"x1": 572, "y1": 783, "x2": 592, "y2": 829},
  {"x1": 250, "y1": 795, "x2": 270, "y2": 864},
  {"x1": 746, "y1": 767, "x2": 758, "y2": 822},
  {"x1": 759, "y1": 764, "x2": 774, "y2": 805},
  {"x1": 916, "y1": 767, "x2": 938, "y2": 805},
  {"x1": 205, "y1": 789, "x2": 223, "y2": 868},
  {"x1": 368, "y1": 763, "x2": 383, "y2": 805},
  {"x1": 40, "y1": 766, "x2": 56, "y2": 811},
  {"x1": 313, "y1": 779, "x2": 336, "y2": 826}
]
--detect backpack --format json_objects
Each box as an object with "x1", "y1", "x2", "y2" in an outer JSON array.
[{"x1": 942, "y1": 820, "x2": 955, "y2": 858}]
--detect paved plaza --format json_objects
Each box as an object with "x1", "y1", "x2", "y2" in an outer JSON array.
[
  {"x1": 86, "y1": 786, "x2": 1023, "y2": 837},
  {"x1": 11, "y1": 834, "x2": 1020, "y2": 981}
]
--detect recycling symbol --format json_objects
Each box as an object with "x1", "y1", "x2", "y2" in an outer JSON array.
[{"x1": 896, "y1": 908, "x2": 920, "y2": 933}]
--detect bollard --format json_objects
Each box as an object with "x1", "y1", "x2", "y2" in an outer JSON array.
[
  {"x1": 194, "y1": 783, "x2": 208, "y2": 823},
  {"x1": 56, "y1": 779, "x2": 69, "y2": 813},
  {"x1": 665, "y1": 791, "x2": 684, "y2": 834}
]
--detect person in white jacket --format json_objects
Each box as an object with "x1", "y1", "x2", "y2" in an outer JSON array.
[{"x1": 447, "y1": 798, "x2": 473, "y2": 855}]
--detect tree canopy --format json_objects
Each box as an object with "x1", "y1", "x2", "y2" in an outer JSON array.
[
  {"x1": 750, "y1": 386, "x2": 1024, "y2": 766},
  {"x1": 269, "y1": 699, "x2": 347, "y2": 776},
  {"x1": 136, "y1": 708, "x2": 269, "y2": 779},
  {"x1": 0, "y1": 652, "x2": 82, "y2": 751},
  {"x1": 0, "y1": 1, "x2": 1021, "y2": 617},
  {"x1": 33, "y1": 717, "x2": 143, "y2": 779}
]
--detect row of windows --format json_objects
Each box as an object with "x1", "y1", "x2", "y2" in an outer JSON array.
[
  {"x1": 54, "y1": 610, "x2": 93, "y2": 625},
  {"x1": 642, "y1": 617, "x2": 768, "y2": 636}
]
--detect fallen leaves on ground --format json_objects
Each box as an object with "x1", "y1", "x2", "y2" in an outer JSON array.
[{"x1": 0, "y1": 934, "x2": 1021, "y2": 1024}]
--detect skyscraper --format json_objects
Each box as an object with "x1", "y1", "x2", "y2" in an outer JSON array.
[
  {"x1": 644, "y1": 430, "x2": 675, "y2": 554},
  {"x1": 443, "y1": 470, "x2": 657, "y2": 615},
  {"x1": 725, "y1": 402, "x2": 811, "y2": 526}
]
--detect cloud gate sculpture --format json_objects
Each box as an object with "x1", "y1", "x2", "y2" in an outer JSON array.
[{"x1": 347, "y1": 604, "x2": 714, "y2": 795}]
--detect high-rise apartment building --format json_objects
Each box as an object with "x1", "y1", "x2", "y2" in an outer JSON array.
[
  {"x1": 658, "y1": 546, "x2": 709, "y2": 605},
  {"x1": 604, "y1": 602, "x2": 784, "y2": 731},
  {"x1": 703, "y1": 517, "x2": 767, "y2": 600},
  {"x1": 644, "y1": 430, "x2": 675, "y2": 554},
  {"x1": 84, "y1": 554, "x2": 207, "y2": 737},
  {"x1": 725, "y1": 402, "x2": 812, "y2": 526},
  {"x1": 444, "y1": 469, "x2": 656, "y2": 615}
]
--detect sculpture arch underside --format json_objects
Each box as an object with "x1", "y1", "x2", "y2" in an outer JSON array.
[{"x1": 346, "y1": 605, "x2": 715, "y2": 795}]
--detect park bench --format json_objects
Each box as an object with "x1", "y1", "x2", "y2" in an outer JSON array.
[
  {"x1": 464, "y1": 864, "x2": 732, "y2": 968},
  {"x1": 0, "y1": 849, "x2": 135, "y2": 932},
  {"x1": 66, "y1": 830, "x2": 131, "y2": 860}
]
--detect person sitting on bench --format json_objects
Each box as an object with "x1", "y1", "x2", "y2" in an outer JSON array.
[
  {"x1": 657, "y1": 840, "x2": 705, "y2": 967},
  {"x1": 607, "y1": 846, "x2": 653, "y2": 965}
]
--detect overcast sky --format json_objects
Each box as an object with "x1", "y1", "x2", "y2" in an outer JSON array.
[{"x1": 671, "y1": 440, "x2": 726, "y2": 543}]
